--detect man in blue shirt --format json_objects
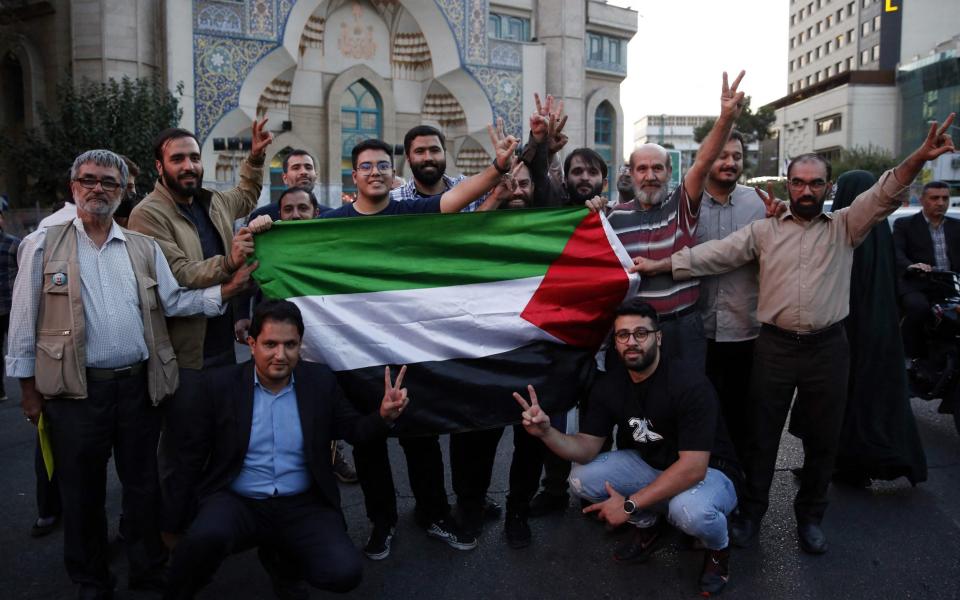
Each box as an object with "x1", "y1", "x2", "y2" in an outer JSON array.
[{"x1": 163, "y1": 300, "x2": 409, "y2": 598}]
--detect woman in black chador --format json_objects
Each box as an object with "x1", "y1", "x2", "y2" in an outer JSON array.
[{"x1": 830, "y1": 169, "x2": 927, "y2": 486}]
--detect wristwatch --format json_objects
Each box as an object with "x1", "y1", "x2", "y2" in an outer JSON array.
[{"x1": 623, "y1": 499, "x2": 637, "y2": 514}]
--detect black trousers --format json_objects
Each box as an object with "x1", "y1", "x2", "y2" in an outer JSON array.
[
  {"x1": 35, "y1": 435, "x2": 61, "y2": 519},
  {"x1": 739, "y1": 327, "x2": 849, "y2": 525},
  {"x1": 661, "y1": 311, "x2": 707, "y2": 370},
  {"x1": 705, "y1": 338, "x2": 756, "y2": 464},
  {"x1": 44, "y1": 372, "x2": 165, "y2": 590},
  {"x1": 540, "y1": 450, "x2": 572, "y2": 496},
  {"x1": 900, "y1": 291, "x2": 930, "y2": 359},
  {"x1": 165, "y1": 490, "x2": 361, "y2": 598},
  {"x1": 507, "y1": 425, "x2": 545, "y2": 512},
  {"x1": 0, "y1": 312, "x2": 7, "y2": 396}
]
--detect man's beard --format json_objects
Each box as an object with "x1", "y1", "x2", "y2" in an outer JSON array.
[
  {"x1": 789, "y1": 189, "x2": 828, "y2": 220},
  {"x1": 566, "y1": 180, "x2": 604, "y2": 205},
  {"x1": 636, "y1": 186, "x2": 668, "y2": 208},
  {"x1": 621, "y1": 344, "x2": 658, "y2": 372},
  {"x1": 161, "y1": 164, "x2": 203, "y2": 198},
  {"x1": 708, "y1": 168, "x2": 740, "y2": 192},
  {"x1": 410, "y1": 158, "x2": 446, "y2": 187},
  {"x1": 78, "y1": 195, "x2": 120, "y2": 217}
]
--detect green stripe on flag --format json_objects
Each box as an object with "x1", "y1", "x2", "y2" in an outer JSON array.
[{"x1": 252, "y1": 206, "x2": 588, "y2": 298}]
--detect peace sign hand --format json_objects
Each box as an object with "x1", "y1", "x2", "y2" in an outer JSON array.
[
  {"x1": 915, "y1": 113, "x2": 956, "y2": 162},
  {"x1": 719, "y1": 70, "x2": 746, "y2": 121},
  {"x1": 487, "y1": 116, "x2": 520, "y2": 173},
  {"x1": 380, "y1": 365, "x2": 409, "y2": 423},
  {"x1": 250, "y1": 117, "x2": 274, "y2": 160},
  {"x1": 512, "y1": 385, "x2": 551, "y2": 437},
  {"x1": 755, "y1": 182, "x2": 787, "y2": 218}
]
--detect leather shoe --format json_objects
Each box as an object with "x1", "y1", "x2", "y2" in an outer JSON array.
[
  {"x1": 613, "y1": 520, "x2": 666, "y2": 563},
  {"x1": 729, "y1": 515, "x2": 759, "y2": 548},
  {"x1": 797, "y1": 522, "x2": 828, "y2": 555}
]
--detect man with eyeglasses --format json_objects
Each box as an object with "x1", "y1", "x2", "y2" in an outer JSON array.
[
  {"x1": 630, "y1": 114, "x2": 956, "y2": 555},
  {"x1": 249, "y1": 131, "x2": 519, "y2": 560},
  {"x1": 513, "y1": 298, "x2": 740, "y2": 596},
  {"x1": 6, "y1": 149, "x2": 255, "y2": 599}
]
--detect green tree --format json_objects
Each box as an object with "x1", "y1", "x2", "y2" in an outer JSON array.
[
  {"x1": 692, "y1": 96, "x2": 776, "y2": 144},
  {"x1": 0, "y1": 76, "x2": 182, "y2": 208},
  {"x1": 830, "y1": 145, "x2": 898, "y2": 181}
]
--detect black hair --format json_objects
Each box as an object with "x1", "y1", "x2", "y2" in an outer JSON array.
[
  {"x1": 613, "y1": 297, "x2": 660, "y2": 328},
  {"x1": 153, "y1": 128, "x2": 200, "y2": 162},
  {"x1": 403, "y1": 125, "x2": 446, "y2": 156},
  {"x1": 282, "y1": 149, "x2": 315, "y2": 173},
  {"x1": 922, "y1": 180, "x2": 950, "y2": 195},
  {"x1": 564, "y1": 147, "x2": 608, "y2": 180},
  {"x1": 278, "y1": 186, "x2": 319, "y2": 210},
  {"x1": 249, "y1": 300, "x2": 305, "y2": 340},
  {"x1": 351, "y1": 139, "x2": 394, "y2": 170},
  {"x1": 787, "y1": 153, "x2": 832, "y2": 182}
]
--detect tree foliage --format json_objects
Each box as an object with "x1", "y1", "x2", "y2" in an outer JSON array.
[
  {"x1": 692, "y1": 96, "x2": 776, "y2": 144},
  {"x1": 0, "y1": 76, "x2": 182, "y2": 207},
  {"x1": 830, "y1": 145, "x2": 899, "y2": 181}
]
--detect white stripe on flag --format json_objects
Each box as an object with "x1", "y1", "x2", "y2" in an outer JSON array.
[{"x1": 290, "y1": 276, "x2": 563, "y2": 371}]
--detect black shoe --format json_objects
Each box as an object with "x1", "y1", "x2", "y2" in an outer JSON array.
[
  {"x1": 699, "y1": 546, "x2": 730, "y2": 596},
  {"x1": 31, "y1": 515, "x2": 60, "y2": 538},
  {"x1": 832, "y1": 470, "x2": 872, "y2": 488},
  {"x1": 258, "y1": 546, "x2": 308, "y2": 600},
  {"x1": 483, "y1": 496, "x2": 502, "y2": 520},
  {"x1": 332, "y1": 445, "x2": 358, "y2": 483},
  {"x1": 77, "y1": 585, "x2": 113, "y2": 600},
  {"x1": 426, "y1": 518, "x2": 477, "y2": 550},
  {"x1": 363, "y1": 524, "x2": 395, "y2": 560},
  {"x1": 797, "y1": 522, "x2": 828, "y2": 555},
  {"x1": 613, "y1": 520, "x2": 666, "y2": 563},
  {"x1": 729, "y1": 515, "x2": 760, "y2": 549},
  {"x1": 129, "y1": 568, "x2": 168, "y2": 593},
  {"x1": 528, "y1": 492, "x2": 569, "y2": 518},
  {"x1": 504, "y1": 511, "x2": 531, "y2": 549},
  {"x1": 459, "y1": 505, "x2": 484, "y2": 539}
]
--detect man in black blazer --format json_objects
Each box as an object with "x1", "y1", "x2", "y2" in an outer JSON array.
[
  {"x1": 893, "y1": 181, "x2": 960, "y2": 358},
  {"x1": 162, "y1": 300, "x2": 409, "y2": 599}
]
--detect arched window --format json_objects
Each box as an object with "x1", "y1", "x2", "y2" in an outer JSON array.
[
  {"x1": 341, "y1": 80, "x2": 382, "y2": 195},
  {"x1": 1, "y1": 51, "x2": 25, "y2": 128},
  {"x1": 594, "y1": 101, "x2": 615, "y2": 197}
]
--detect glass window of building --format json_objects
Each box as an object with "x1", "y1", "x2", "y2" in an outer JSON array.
[
  {"x1": 861, "y1": 49, "x2": 870, "y2": 65},
  {"x1": 816, "y1": 114, "x2": 842, "y2": 135},
  {"x1": 488, "y1": 13, "x2": 531, "y2": 42},
  {"x1": 594, "y1": 102, "x2": 614, "y2": 198},
  {"x1": 341, "y1": 80, "x2": 382, "y2": 195},
  {"x1": 873, "y1": 15, "x2": 881, "y2": 31},
  {"x1": 872, "y1": 44, "x2": 880, "y2": 60}
]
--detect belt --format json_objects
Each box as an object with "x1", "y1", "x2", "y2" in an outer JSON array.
[
  {"x1": 87, "y1": 361, "x2": 147, "y2": 382},
  {"x1": 761, "y1": 322, "x2": 843, "y2": 344},
  {"x1": 658, "y1": 305, "x2": 697, "y2": 322}
]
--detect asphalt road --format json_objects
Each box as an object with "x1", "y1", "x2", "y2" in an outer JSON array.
[{"x1": 1, "y1": 367, "x2": 958, "y2": 600}]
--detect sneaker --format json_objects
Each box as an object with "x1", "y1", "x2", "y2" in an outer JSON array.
[
  {"x1": 698, "y1": 546, "x2": 730, "y2": 596},
  {"x1": 363, "y1": 524, "x2": 394, "y2": 560},
  {"x1": 426, "y1": 518, "x2": 477, "y2": 551},
  {"x1": 504, "y1": 511, "x2": 531, "y2": 549},
  {"x1": 483, "y1": 496, "x2": 503, "y2": 520},
  {"x1": 31, "y1": 515, "x2": 59, "y2": 538},
  {"x1": 613, "y1": 520, "x2": 666, "y2": 563},
  {"x1": 332, "y1": 444, "x2": 358, "y2": 483},
  {"x1": 528, "y1": 492, "x2": 569, "y2": 518}
]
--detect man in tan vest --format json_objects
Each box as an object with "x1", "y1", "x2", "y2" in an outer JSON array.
[{"x1": 6, "y1": 149, "x2": 254, "y2": 600}]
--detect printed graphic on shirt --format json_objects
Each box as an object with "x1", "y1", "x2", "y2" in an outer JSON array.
[{"x1": 628, "y1": 417, "x2": 663, "y2": 443}]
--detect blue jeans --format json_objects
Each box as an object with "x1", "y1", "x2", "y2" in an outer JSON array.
[{"x1": 568, "y1": 450, "x2": 737, "y2": 550}]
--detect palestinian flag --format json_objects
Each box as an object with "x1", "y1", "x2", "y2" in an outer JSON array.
[{"x1": 252, "y1": 207, "x2": 637, "y2": 434}]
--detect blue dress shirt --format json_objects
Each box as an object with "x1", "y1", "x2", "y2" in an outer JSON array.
[{"x1": 231, "y1": 372, "x2": 311, "y2": 499}]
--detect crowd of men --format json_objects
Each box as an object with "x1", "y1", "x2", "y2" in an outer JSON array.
[{"x1": 2, "y1": 68, "x2": 957, "y2": 599}]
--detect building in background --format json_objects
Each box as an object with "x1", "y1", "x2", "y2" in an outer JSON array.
[
  {"x1": 633, "y1": 114, "x2": 713, "y2": 172},
  {"x1": 0, "y1": 0, "x2": 637, "y2": 207}
]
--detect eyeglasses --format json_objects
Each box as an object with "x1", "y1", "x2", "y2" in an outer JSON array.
[
  {"x1": 74, "y1": 177, "x2": 121, "y2": 192},
  {"x1": 788, "y1": 178, "x2": 827, "y2": 192},
  {"x1": 356, "y1": 161, "x2": 393, "y2": 175},
  {"x1": 614, "y1": 328, "x2": 659, "y2": 344}
]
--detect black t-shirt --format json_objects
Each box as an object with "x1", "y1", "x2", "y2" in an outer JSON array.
[
  {"x1": 321, "y1": 196, "x2": 443, "y2": 218},
  {"x1": 580, "y1": 354, "x2": 740, "y2": 479}
]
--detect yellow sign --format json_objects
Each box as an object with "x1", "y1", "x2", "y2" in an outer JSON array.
[{"x1": 885, "y1": 0, "x2": 899, "y2": 12}]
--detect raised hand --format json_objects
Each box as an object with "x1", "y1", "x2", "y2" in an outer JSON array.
[
  {"x1": 247, "y1": 214, "x2": 274, "y2": 234},
  {"x1": 250, "y1": 117, "x2": 274, "y2": 160},
  {"x1": 719, "y1": 70, "x2": 746, "y2": 121},
  {"x1": 487, "y1": 116, "x2": 520, "y2": 173},
  {"x1": 581, "y1": 482, "x2": 630, "y2": 527},
  {"x1": 530, "y1": 92, "x2": 551, "y2": 143},
  {"x1": 512, "y1": 384, "x2": 551, "y2": 437},
  {"x1": 754, "y1": 182, "x2": 786, "y2": 218},
  {"x1": 380, "y1": 365, "x2": 409, "y2": 422},
  {"x1": 915, "y1": 113, "x2": 956, "y2": 162}
]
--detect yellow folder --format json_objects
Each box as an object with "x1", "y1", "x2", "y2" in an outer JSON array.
[{"x1": 38, "y1": 413, "x2": 54, "y2": 481}]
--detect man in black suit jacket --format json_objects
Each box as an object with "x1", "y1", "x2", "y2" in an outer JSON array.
[
  {"x1": 893, "y1": 181, "x2": 960, "y2": 358},
  {"x1": 162, "y1": 300, "x2": 408, "y2": 599}
]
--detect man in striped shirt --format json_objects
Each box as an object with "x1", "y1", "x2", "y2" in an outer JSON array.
[{"x1": 606, "y1": 71, "x2": 747, "y2": 367}]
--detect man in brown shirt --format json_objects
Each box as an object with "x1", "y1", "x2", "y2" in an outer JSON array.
[{"x1": 631, "y1": 114, "x2": 955, "y2": 555}]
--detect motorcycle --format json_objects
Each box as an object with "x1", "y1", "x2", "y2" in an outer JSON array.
[{"x1": 905, "y1": 268, "x2": 960, "y2": 436}]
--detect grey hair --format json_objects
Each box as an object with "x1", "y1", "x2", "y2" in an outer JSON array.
[{"x1": 70, "y1": 149, "x2": 129, "y2": 189}]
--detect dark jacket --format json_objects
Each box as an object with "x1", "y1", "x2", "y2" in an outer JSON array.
[
  {"x1": 892, "y1": 212, "x2": 960, "y2": 296},
  {"x1": 165, "y1": 360, "x2": 389, "y2": 531}
]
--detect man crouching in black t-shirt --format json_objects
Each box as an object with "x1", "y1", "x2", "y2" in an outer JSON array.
[{"x1": 513, "y1": 298, "x2": 740, "y2": 596}]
